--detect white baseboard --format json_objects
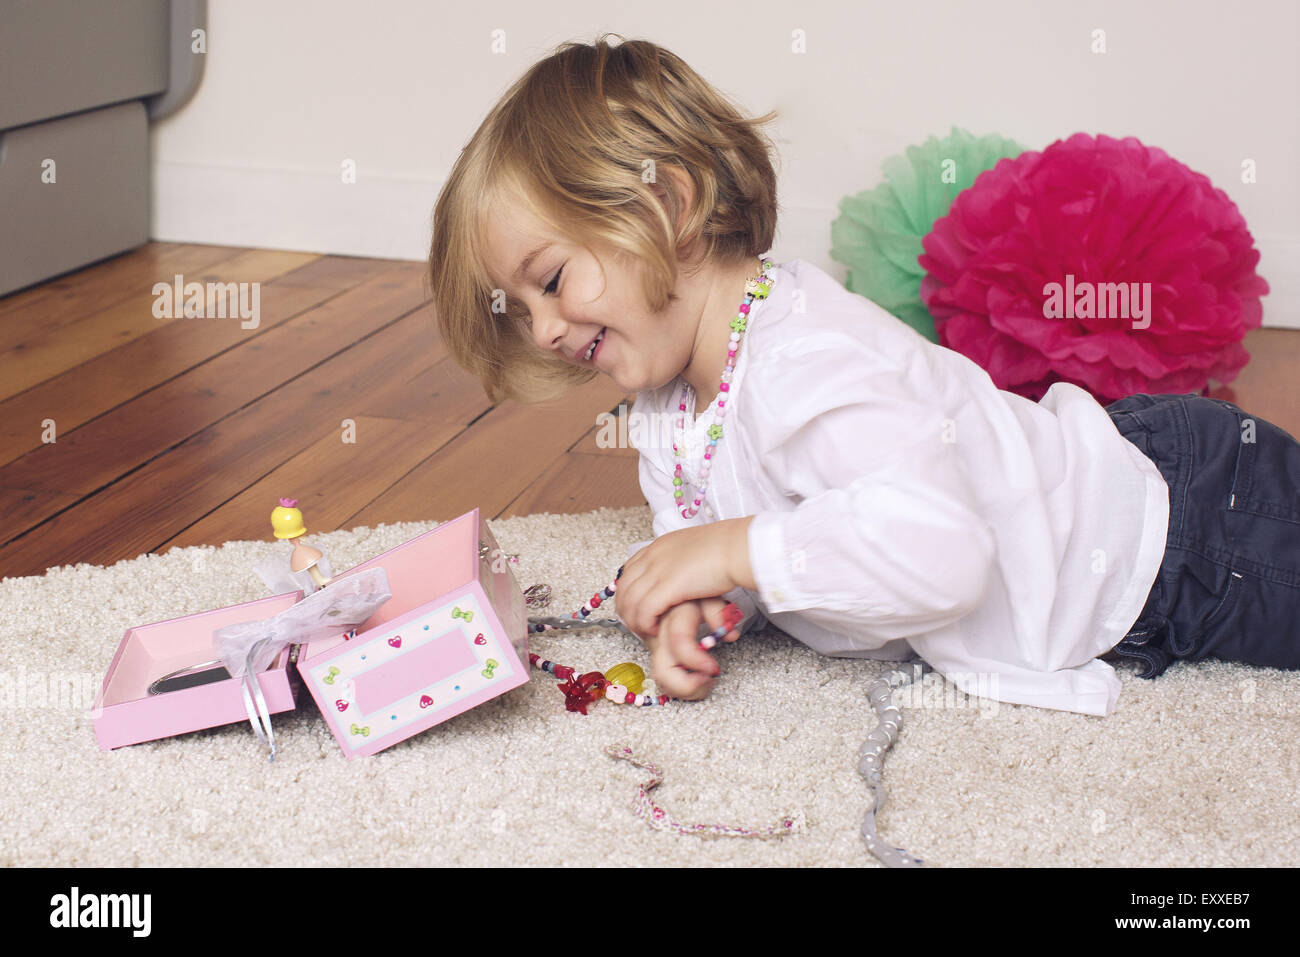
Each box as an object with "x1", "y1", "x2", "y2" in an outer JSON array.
[
  {"x1": 151, "y1": 160, "x2": 439, "y2": 262},
  {"x1": 151, "y1": 162, "x2": 1299, "y2": 329},
  {"x1": 1250, "y1": 235, "x2": 1299, "y2": 329}
]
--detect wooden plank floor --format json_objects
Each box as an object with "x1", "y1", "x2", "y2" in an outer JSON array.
[
  {"x1": 1, "y1": 241, "x2": 1298, "y2": 579},
  {"x1": 0, "y1": 243, "x2": 644, "y2": 578}
]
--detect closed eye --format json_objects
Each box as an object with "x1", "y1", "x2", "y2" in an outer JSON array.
[{"x1": 543, "y1": 266, "x2": 563, "y2": 296}]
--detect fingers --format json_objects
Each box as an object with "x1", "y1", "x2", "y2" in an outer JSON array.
[
  {"x1": 648, "y1": 603, "x2": 719, "y2": 700},
  {"x1": 615, "y1": 589, "x2": 657, "y2": 642},
  {"x1": 614, "y1": 572, "x2": 662, "y2": 640},
  {"x1": 699, "y1": 598, "x2": 743, "y2": 645},
  {"x1": 651, "y1": 643, "x2": 717, "y2": 700},
  {"x1": 627, "y1": 597, "x2": 744, "y2": 701},
  {"x1": 665, "y1": 604, "x2": 721, "y2": 676}
]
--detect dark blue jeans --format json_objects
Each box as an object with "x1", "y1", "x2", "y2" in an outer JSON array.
[{"x1": 1103, "y1": 393, "x2": 1300, "y2": 678}]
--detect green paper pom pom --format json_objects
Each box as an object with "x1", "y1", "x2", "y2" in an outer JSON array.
[{"x1": 831, "y1": 127, "x2": 1027, "y2": 342}]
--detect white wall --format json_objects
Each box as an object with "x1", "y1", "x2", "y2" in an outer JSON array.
[{"x1": 152, "y1": 0, "x2": 1300, "y2": 325}]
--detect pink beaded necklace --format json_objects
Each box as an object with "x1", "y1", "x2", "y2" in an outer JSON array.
[
  {"x1": 525, "y1": 565, "x2": 744, "y2": 711},
  {"x1": 673, "y1": 257, "x2": 776, "y2": 519},
  {"x1": 518, "y1": 557, "x2": 925, "y2": 862}
]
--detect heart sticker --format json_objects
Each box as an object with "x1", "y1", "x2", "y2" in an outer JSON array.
[
  {"x1": 388, "y1": 636, "x2": 402, "y2": 648},
  {"x1": 335, "y1": 700, "x2": 349, "y2": 712},
  {"x1": 474, "y1": 633, "x2": 487, "y2": 645},
  {"x1": 419, "y1": 694, "x2": 434, "y2": 709}
]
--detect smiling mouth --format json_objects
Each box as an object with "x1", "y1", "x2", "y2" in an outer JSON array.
[{"x1": 581, "y1": 327, "x2": 606, "y2": 363}]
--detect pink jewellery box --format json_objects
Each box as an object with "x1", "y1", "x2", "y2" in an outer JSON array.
[
  {"x1": 93, "y1": 591, "x2": 305, "y2": 750},
  {"x1": 296, "y1": 508, "x2": 530, "y2": 758}
]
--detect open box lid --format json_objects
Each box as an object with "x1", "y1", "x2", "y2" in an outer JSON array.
[
  {"x1": 295, "y1": 509, "x2": 532, "y2": 758},
  {"x1": 300, "y1": 508, "x2": 527, "y2": 665}
]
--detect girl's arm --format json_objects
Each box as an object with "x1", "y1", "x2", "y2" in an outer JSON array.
[
  {"x1": 623, "y1": 391, "x2": 768, "y2": 638},
  {"x1": 740, "y1": 333, "x2": 997, "y2": 648}
]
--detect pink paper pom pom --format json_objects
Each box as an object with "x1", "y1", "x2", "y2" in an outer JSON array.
[{"x1": 918, "y1": 133, "x2": 1269, "y2": 403}]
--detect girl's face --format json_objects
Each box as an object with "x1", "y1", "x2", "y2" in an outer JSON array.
[{"x1": 483, "y1": 206, "x2": 697, "y2": 395}]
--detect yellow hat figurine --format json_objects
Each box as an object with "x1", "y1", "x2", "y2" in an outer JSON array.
[
  {"x1": 271, "y1": 498, "x2": 307, "y2": 539},
  {"x1": 271, "y1": 497, "x2": 332, "y2": 588}
]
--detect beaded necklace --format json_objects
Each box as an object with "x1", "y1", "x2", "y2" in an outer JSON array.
[
  {"x1": 521, "y1": 563, "x2": 929, "y2": 865},
  {"x1": 524, "y1": 567, "x2": 799, "y2": 840},
  {"x1": 525, "y1": 565, "x2": 742, "y2": 711},
  {"x1": 673, "y1": 257, "x2": 776, "y2": 519}
]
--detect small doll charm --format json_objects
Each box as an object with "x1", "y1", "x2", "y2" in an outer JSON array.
[
  {"x1": 254, "y1": 497, "x2": 336, "y2": 596},
  {"x1": 271, "y1": 497, "x2": 333, "y2": 589}
]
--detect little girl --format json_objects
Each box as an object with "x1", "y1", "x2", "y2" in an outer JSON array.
[{"x1": 428, "y1": 35, "x2": 1300, "y2": 714}]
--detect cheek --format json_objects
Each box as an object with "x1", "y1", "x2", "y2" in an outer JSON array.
[{"x1": 566, "y1": 265, "x2": 609, "y2": 307}]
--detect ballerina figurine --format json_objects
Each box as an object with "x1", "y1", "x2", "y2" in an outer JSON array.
[{"x1": 255, "y1": 497, "x2": 336, "y2": 596}]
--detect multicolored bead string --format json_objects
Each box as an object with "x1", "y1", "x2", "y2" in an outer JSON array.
[
  {"x1": 528, "y1": 651, "x2": 670, "y2": 711},
  {"x1": 673, "y1": 258, "x2": 776, "y2": 519},
  {"x1": 605, "y1": 745, "x2": 800, "y2": 839},
  {"x1": 526, "y1": 566, "x2": 623, "y2": 635},
  {"x1": 525, "y1": 565, "x2": 744, "y2": 709},
  {"x1": 522, "y1": 564, "x2": 926, "y2": 865}
]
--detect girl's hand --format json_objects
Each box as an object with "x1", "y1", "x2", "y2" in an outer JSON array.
[
  {"x1": 616, "y1": 518, "x2": 755, "y2": 640},
  {"x1": 637, "y1": 597, "x2": 741, "y2": 701}
]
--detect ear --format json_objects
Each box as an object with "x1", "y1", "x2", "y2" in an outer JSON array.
[{"x1": 648, "y1": 163, "x2": 702, "y2": 264}]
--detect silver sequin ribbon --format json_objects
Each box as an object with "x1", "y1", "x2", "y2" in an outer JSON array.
[{"x1": 857, "y1": 659, "x2": 931, "y2": 867}]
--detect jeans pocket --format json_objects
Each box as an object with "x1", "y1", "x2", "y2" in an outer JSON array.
[
  {"x1": 1225, "y1": 412, "x2": 1300, "y2": 526},
  {"x1": 1193, "y1": 568, "x2": 1245, "y2": 652},
  {"x1": 1191, "y1": 567, "x2": 1263, "y2": 666}
]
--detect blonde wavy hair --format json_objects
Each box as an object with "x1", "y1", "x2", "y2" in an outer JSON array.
[{"x1": 428, "y1": 34, "x2": 780, "y2": 404}]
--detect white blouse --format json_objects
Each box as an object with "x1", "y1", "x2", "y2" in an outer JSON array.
[{"x1": 627, "y1": 259, "x2": 1169, "y2": 716}]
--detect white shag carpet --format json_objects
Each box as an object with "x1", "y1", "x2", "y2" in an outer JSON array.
[{"x1": 2, "y1": 506, "x2": 1297, "y2": 867}]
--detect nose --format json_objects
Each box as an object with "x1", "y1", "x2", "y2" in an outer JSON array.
[{"x1": 530, "y1": 302, "x2": 568, "y2": 354}]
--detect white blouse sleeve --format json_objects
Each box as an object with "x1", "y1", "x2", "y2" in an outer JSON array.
[
  {"x1": 626, "y1": 394, "x2": 768, "y2": 637},
  {"x1": 744, "y1": 331, "x2": 997, "y2": 648}
]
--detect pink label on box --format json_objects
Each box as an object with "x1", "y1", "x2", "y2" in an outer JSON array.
[
  {"x1": 353, "y1": 630, "x2": 475, "y2": 713},
  {"x1": 306, "y1": 591, "x2": 516, "y2": 752}
]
